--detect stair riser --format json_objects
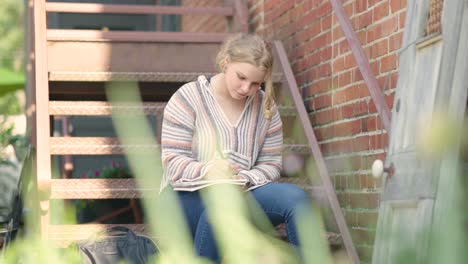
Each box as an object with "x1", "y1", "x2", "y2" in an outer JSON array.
[{"x1": 47, "y1": 41, "x2": 221, "y2": 73}]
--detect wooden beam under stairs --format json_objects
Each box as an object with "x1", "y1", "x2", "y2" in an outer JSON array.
[{"x1": 48, "y1": 223, "x2": 342, "y2": 249}]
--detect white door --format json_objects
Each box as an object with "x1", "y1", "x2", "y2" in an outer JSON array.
[{"x1": 372, "y1": 1, "x2": 468, "y2": 263}]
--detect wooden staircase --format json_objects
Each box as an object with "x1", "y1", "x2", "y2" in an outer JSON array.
[{"x1": 26, "y1": 1, "x2": 358, "y2": 263}]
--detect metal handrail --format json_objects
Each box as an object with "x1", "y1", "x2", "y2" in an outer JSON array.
[{"x1": 273, "y1": 41, "x2": 360, "y2": 264}]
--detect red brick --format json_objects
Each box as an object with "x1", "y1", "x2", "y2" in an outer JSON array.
[
  {"x1": 355, "y1": 0, "x2": 368, "y2": 13},
  {"x1": 358, "y1": 211, "x2": 379, "y2": 228},
  {"x1": 313, "y1": 93, "x2": 332, "y2": 110},
  {"x1": 333, "y1": 84, "x2": 361, "y2": 105},
  {"x1": 321, "y1": 14, "x2": 332, "y2": 31},
  {"x1": 345, "y1": 210, "x2": 359, "y2": 226},
  {"x1": 353, "y1": 135, "x2": 369, "y2": 151},
  {"x1": 353, "y1": 68, "x2": 364, "y2": 82},
  {"x1": 297, "y1": 9, "x2": 320, "y2": 29},
  {"x1": 337, "y1": 192, "x2": 349, "y2": 206},
  {"x1": 351, "y1": 228, "x2": 376, "y2": 245},
  {"x1": 296, "y1": 21, "x2": 321, "y2": 43},
  {"x1": 381, "y1": 16, "x2": 399, "y2": 36},
  {"x1": 319, "y1": 63, "x2": 332, "y2": 77},
  {"x1": 391, "y1": 0, "x2": 406, "y2": 13},
  {"x1": 320, "y1": 46, "x2": 332, "y2": 61},
  {"x1": 370, "y1": 60, "x2": 380, "y2": 76},
  {"x1": 370, "y1": 39, "x2": 388, "y2": 59},
  {"x1": 385, "y1": 92, "x2": 395, "y2": 108},
  {"x1": 334, "y1": 175, "x2": 347, "y2": 190},
  {"x1": 334, "y1": 119, "x2": 362, "y2": 137},
  {"x1": 389, "y1": 31, "x2": 403, "y2": 52},
  {"x1": 344, "y1": 53, "x2": 357, "y2": 69},
  {"x1": 381, "y1": 53, "x2": 397, "y2": 72},
  {"x1": 369, "y1": 134, "x2": 385, "y2": 150},
  {"x1": 348, "y1": 173, "x2": 362, "y2": 189},
  {"x1": 355, "y1": 10, "x2": 373, "y2": 29},
  {"x1": 311, "y1": 108, "x2": 334, "y2": 125},
  {"x1": 349, "y1": 192, "x2": 380, "y2": 209},
  {"x1": 333, "y1": 24, "x2": 345, "y2": 40},
  {"x1": 399, "y1": 11, "x2": 406, "y2": 28},
  {"x1": 340, "y1": 71, "x2": 354, "y2": 87},
  {"x1": 333, "y1": 56, "x2": 346, "y2": 72},
  {"x1": 373, "y1": 1, "x2": 390, "y2": 22}
]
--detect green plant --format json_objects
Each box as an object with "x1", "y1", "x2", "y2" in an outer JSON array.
[
  {"x1": 0, "y1": 119, "x2": 27, "y2": 167},
  {"x1": 74, "y1": 162, "x2": 133, "y2": 211},
  {"x1": 78, "y1": 161, "x2": 132, "y2": 180}
]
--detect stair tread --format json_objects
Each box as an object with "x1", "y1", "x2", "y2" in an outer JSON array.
[
  {"x1": 50, "y1": 178, "x2": 157, "y2": 199},
  {"x1": 50, "y1": 137, "x2": 159, "y2": 155},
  {"x1": 50, "y1": 137, "x2": 309, "y2": 155},
  {"x1": 49, "y1": 101, "x2": 166, "y2": 116},
  {"x1": 47, "y1": 30, "x2": 232, "y2": 43},
  {"x1": 48, "y1": 71, "x2": 283, "y2": 82},
  {"x1": 50, "y1": 177, "x2": 318, "y2": 200},
  {"x1": 48, "y1": 223, "x2": 341, "y2": 247},
  {"x1": 49, "y1": 101, "x2": 293, "y2": 116}
]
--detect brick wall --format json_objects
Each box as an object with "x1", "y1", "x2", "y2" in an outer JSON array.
[
  {"x1": 181, "y1": 0, "x2": 228, "y2": 32},
  {"x1": 247, "y1": 0, "x2": 406, "y2": 262}
]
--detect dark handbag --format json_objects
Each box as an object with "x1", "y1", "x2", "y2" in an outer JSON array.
[{"x1": 74, "y1": 226, "x2": 158, "y2": 264}]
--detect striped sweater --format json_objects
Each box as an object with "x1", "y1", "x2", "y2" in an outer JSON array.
[{"x1": 161, "y1": 75, "x2": 283, "y2": 191}]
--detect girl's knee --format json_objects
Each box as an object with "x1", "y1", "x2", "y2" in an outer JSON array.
[{"x1": 279, "y1": 183, "x2": 310, "y2": 206}]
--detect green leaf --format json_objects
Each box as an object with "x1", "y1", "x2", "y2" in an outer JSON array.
[{"x1": 0, "y1": 68, "x2": 24, "y2": 97}]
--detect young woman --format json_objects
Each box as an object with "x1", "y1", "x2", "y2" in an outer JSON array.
[{"x1": 160, "y1": 33, "x2": 311, "y2": 262}]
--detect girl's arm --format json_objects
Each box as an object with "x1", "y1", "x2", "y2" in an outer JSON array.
[
  {"x1": 161, "y1": 87, "x2": 211, "y2": 184},
  {"x1": 237, "y1": 105, "x2": 283, "y2": 185}
]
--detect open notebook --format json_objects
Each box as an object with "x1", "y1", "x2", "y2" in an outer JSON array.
[{"x1": 172, "y1": 178, "x2": 248, "y2": 191}]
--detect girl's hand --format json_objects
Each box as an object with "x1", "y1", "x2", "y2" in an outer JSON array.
[
  {"x1": 230, "y1": 163, "x2": 241, "y2": 174},
  {"x1": 205, "y1": 159, "x2": 235, "y2": 180}
]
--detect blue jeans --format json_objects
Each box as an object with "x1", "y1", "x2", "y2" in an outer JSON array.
[{"x1": 176, "y1": 182, "x2": 311, "y2": 263}]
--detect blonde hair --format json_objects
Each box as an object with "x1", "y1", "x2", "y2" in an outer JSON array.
[{"x1": 215, "y1": 34, "x2": 275, "y2": 119}]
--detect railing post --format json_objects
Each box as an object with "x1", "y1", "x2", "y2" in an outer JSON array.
[
  {"x1": 228, "y1": 0, "x2": 249, "y2": 33},
  {"x1": 273, "y1": 41, "x2": 361, "y2": 264},
  {"x1": 33, "y1": 0, "x2": 51, "y2": 240}
]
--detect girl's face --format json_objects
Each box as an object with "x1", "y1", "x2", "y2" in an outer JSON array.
[{"x1": 223, "y1": 61, "x2": 266, "y2": 101}]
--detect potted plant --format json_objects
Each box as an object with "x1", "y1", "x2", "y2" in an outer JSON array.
[{"x1": 75, "y1": 162, "x2": 142, "y2": 224}]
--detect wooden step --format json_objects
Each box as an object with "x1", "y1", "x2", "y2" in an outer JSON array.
[
  {"x1": 49, "y1": 101, "x2": 166, "y2": 116},
  {"x1": 50, "y1": 177, "x2": 318, "y2": 200},
  {"x1": 47, "y1": 30, "x2": 232, "y2": 43},
  {"x1": 50, "y1": 137, "x2": 308, "y2": 155},
  {"x1": 50, "y1": 101, "x2": 291, "y2": 117},
  {"x1": 49, "y1": 223, "x2": 341, "y2": 248},
  {"x1": 50, "y1": 137, "x2": 159, "y2": 155},
  {"x1": 48, "y1": 71, "x2": 283, "y2": 83},
  {"x1": 50, "y1": 179, "x2": 158, "y2": 199}
]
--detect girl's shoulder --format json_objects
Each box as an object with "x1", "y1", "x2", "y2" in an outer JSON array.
[{"x1": 177, "y1": 75, "x2": 209, "y2": 95}]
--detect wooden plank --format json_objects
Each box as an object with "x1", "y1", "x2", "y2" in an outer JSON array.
[
  {"x1": 273, "y1": 41, "x2": 360, "y2": 264},
  {"x1": 49, "y1": 137, "x2": 307, "y2": 155},
  {"x1": 49, "y1": 101, "x2": 166, "y2": 116},
  {"x1": 45, "y1": 2, "x2": 234, "y2": 16},
  {"x1": 48, "y1": 71, "x2": 283, "y2": 83},
  {"x1": 50, "y1": 179, "x2": 158, "y2": 199},
  {"x1": 49, "y1": 137, "x2": 160, "y2": 155},
  {"x1": 47, "y1": 30, "x2": 232, "y2": 43},
  {"x1": 34, "y1": 0, "x2": 51, "y2": 240},
  {"x1": 48, "y1": 223, "x2": 340, "y2": 248}
]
